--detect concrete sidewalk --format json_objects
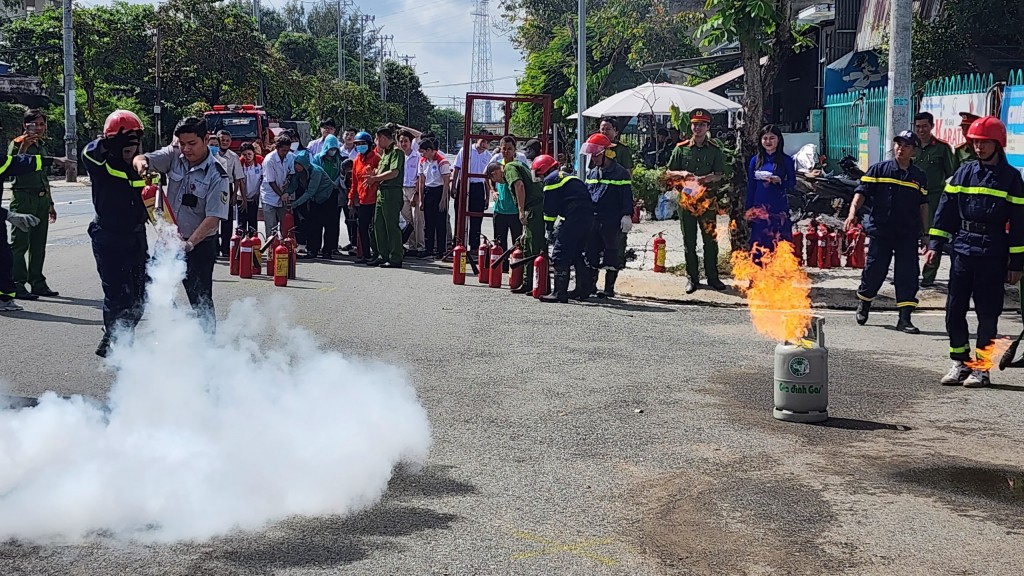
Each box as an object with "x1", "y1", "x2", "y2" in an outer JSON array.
[{"x1": 617, "y1": 217, "x2": 1022, "y2": 311}]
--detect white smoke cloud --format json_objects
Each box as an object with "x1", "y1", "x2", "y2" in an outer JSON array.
[{"x1": 0, "y1": 222, "x2": 432, "y2": 543}]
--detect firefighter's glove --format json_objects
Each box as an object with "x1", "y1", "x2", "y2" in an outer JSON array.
[
  {"x1": 6, "y1": 211, "x2": 39, "y2": 232},
  {"x1": 620, "y1": 215, "x2": 633, "y2": 234}
]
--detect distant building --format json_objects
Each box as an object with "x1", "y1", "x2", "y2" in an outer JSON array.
[{"x1": 2, "y1": 0, "x2": 59, "y2": 21}]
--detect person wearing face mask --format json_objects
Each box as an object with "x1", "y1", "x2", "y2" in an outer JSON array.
[
  {"x1": 745, "y1": 124, "x2": 795, "y2": 259},
  {"x1": 313, "y1": 134, "x2": 345, "y2": 258},
  {"x1": 349, "y1": 131, "x2": 380, "y2": 263},
  {"x1": 925, "y1": 117, "x2": 1024, "y2": 388},
  {"x1": 581, "y1": 133, "x2": 633, "y2": 299},
  {"x1": 288, "y1": 150, "x2": 335, "y2": 259},
  {"x1": 237, "y1": 142, "x2": 263, "y2": 233}
]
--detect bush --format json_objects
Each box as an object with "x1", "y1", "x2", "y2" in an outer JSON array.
[{"x1": 632, "y1": 165, "x2": 666, "y2": 217}]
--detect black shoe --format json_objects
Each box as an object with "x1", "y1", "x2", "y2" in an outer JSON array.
[
  {"x1": 708, "y1": 278, "x2": 727, "y2": 291},
  {"x1": 31, "y1": 287, "x2": 59, "y2": 297},
  {"x1": 856, "y1": 300, "x2": 871, "y2": 325},
  {"x1": 511, "y1": 284, "x2": 532, "y2": 294},
  {"x1": 354, "y1": 258, "x2": 367, "y2": 264},
  {"x1": 541, "y1": 272, "x2": 570, "y2": 303},
  {"x1": 380, "y1": 261, "x2": 402, "y2": 269},
  {"x1": 366, "y1": 258, "x2": 382, "y2": 267},
  {"x1": 320, "y1": 252, "x2": 335, "y2": 260},
  {"x1": 685, "y1": 279, "x2": 699, "y2": 294},
  {"x1": 598, "y1": 270, "x2": 618, "y2": 298},
  {"x1": 14, "y1": 289, "x2": 39, "y2": 300},
  {"x1": 896, "y1": 307, "x2": 920, "y2": 334},
  {"x1": 95, "y1": 333, "x2": 111, "y2": 358},
  {"x1": 418, "y1": 252, "x2": 435, "y2": 260},
  {"x1": 340, "y1": 244, "x2": 354, "y2": 252}
]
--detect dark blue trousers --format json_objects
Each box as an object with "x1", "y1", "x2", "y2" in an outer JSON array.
[
  {"x1": 586, "y1": 218, "x2": 622, "y2": 270},
  {"x1": 946, "y1": 253, "x2": 1006, "y2": 361},
  {"x1": 0, "y1": 209, "x2": 15, "y2": 301},
  {"x1": 89, "y1": 222, "x2": 149, "y2": 333},
  {"x1": 551, "y1": 212, "x2": 593, "y2": 274},
  {"x1": 856, "y1": 233, "x2": 920, "y2": 307}
]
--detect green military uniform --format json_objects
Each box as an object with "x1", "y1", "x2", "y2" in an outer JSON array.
[
  {"x1": 504, "y1": 160, "x2": 545, "y2": 289},
  {"x1": 374, "y1": 143, "x2": 405, "y2": 266},
  {"x1": 955, "y1": 142, "x2": 978, "y2": 167},
  {"x1": 916, "y1": 136, "x2": 956, "y2": 285},
  {"x1": 667, "y1": 137, "x2": 726, "y2": 283},
  {"x1": 612, "y1": 140, "x2": 634, "y2": 172},
  {"x1": 7, "y1": 138, "x2": 53, "y2": 294}
]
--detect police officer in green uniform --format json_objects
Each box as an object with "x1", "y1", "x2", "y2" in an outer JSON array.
[
  {"x1": 666, "y1": 108, "x2": 727, "y2": 293},
  {"x1": 365, "y1": 125, "x2": 405, "y2": 268},
  {"x1": 913, "y1": 112, "x2": 957, "y2": 287},
  {"x1": 955, "y1": 112, "x2": 980, "y2": 167},
  {"x1": 484, "y1": 159, "x2": 545, "y2": 293}
]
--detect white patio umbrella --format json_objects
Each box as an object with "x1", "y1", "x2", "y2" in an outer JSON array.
[{"x1": 567, "y1": 82, "x2": 742, "y2": 119}]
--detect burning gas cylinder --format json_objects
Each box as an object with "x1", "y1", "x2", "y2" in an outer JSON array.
[{"x1": 773, "y1": 315, "x2": 828, "y2": 423}]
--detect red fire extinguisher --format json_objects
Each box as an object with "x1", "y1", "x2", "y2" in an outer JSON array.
[
  {"x1": 532, "y1": 250, "x2": 550, "y2": 298},
  {"x1": 632, "y1": 201, "x2": 641, "y2": 224},
  {"x1": 229, "y1": 227, "x2": 242, "y2": 276},
  {"x1": 816, "y1": 224, "x2": 830, "y2": 269},
  {"x1": 848, "y1": 225, "x2": 866, "y2": 269},
  {"x1": 792, "y1": 226, "x2": 804, "y2": 264},
  {"x1": 509, "y1": 247, "x2": 524, "y2": 290},
  {"x1": 805, "y1": 221, "x2": 819, "y2": 267},
  {"x1": 452, "y1": 244, "x2": 467, "y2": 285},
  {"x1": 653, "y1": 232, "x2": 667, "y2": 273},
  {"x1": 477, "y1": 238, "x2": 490, "y2": 284},
  {"x1": 285, "y1": 236, "x2": 297, "y2": 280},
  {"x1": 273, "y1": 240, "x2": 289, "y2": 287},
  {"x1": 239, "y1": 234, "x2": 254, "y2": 279},
  {"x1": 488, "y1": 241, "x2": 503, "y2": 288},
  {"x1": 830, "y1": 230, "x2": 841, "y2": 267},
  {"x1": 281, "y1": 210, "x2": 295, "y2": 238},
  {"x1": 250, "y1": 232, "x2": 263, "y2": 275}
]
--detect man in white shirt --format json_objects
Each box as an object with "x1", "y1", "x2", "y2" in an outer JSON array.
[
  {"x1": 306, "y1": 118, "x2": 336, "y2": 158},
  {"x1": 261, "y1": 135, "x2": 294, "y2": 235},
  {"x1": 417, "y1": 138, "x2": 452, "y2": 259},
  {"x1": 340, "y1": 127, "x2": 359, "y2": 160},
  {"x1": 453, "y1": 134, "x2": 493, "y2": 250},
  {"x1": 215, "y1": 130, "x2": 245, "y2": 256},
  {"x1": 398, "y1": 129, "x2": 425, "y2": 256}
]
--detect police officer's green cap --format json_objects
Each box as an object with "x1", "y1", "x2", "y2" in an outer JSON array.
[
  {"x1": 689, "y1": 109, "x2": 712, "y2": 123},
  {"x1": 894, "y1": 130, "x2": 921, "y2": 148}
]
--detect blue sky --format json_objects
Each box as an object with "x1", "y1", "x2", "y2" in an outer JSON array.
[{"x1": 91, "y1": 0, "x2": 524, "y2": 108}]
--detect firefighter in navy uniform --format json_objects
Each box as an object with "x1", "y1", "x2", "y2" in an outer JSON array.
[
  {"x1": 82, "y1": 110, "x2": 150, "y2": 357},
  {"x1": 0, "y1": 154, "x2": 70, "y2": 312},
  {"x1": 582, "y1": 133, "x2": 633, "y2": 299},
  {"x1": 925, "y1": 116, "x2": 1024, "y2": 388},
  {"x1": 844, "y1": 130, "x2": 929, "y2": 334},
  {"x1": 533, "y1": 154, "x2": 593, "y2": 303}
]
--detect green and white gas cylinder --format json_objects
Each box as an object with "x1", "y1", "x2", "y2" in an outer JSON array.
[{"x1": 773, "y1": 316, "x2": 829, "y2": 423}]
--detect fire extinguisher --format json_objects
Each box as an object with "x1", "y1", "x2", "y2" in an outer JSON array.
[
  {"x1": 816, "y1": 224, "x2": 830, "y2": 269},
  {"x1": 452, "y1": 243, "x2": 467, "y2": 285},
  {"x1": 849, "y1": 225, "x2": 866, "y2": 269},
  {"x1": 250, "y1": 231, "x2": 263, "y2": 275},
  {"x1": 285, "y1": 236, "x2": 297, "y2": 280},
  {"x1": 805, "y1": 221, "x2": 819, "y2": 267},
  {"x1": 830, "y1": 230, "x2": 841, "y2": 267},
  {"x1": 488, "y1": 241, "x2": 503, "y2": 288},
  {"x1": 281, "y1": 210, "x2": 295, "y2": 238},
  {"x1": 632, "y1": 201, "x2": 641, "y2": 224},
  {"x1": 273, "y1": 240, "x2": 289, "y2": 287},
  {"x1": 508, "y1": 246, "x2": 524, "y2": 290},
  {"x1": 532, "y1": 250, "x2": 550, "y2": 298},
  {"x1": 653, "y1": 232, "x2": 667, "y2": 273},
  {"x1": 239, "y1": 234, "x2": 254, "y2": 279},
  {"x1": 229, "y1": 227, "x2": 242, "y2": 276},
  {"x1": 477, "y1": 238, "x2": 491, "y2": 284},
  {"x1": 792, "y1": 226, "x2": 804, "y2": 264},
  {"x1": 845, "y1": 226, "x2": 858, "y2": 268}
]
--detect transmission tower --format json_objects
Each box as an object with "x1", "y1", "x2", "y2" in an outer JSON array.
[{"x1": 470, "y1": 0, "x2": 494, "y2": 123}]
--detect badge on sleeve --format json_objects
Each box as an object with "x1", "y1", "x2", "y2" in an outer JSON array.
[{"x1": 221, "y1": 189, "x2": 229, "y2": 205}]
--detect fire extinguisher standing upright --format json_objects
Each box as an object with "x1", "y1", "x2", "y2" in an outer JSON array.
[
  {"x1": 653, "y1": 232, "x2": 667, "y2": 273},
  {"x1": 806, "y1": 220, "x2": 819, "y2": 267},
  {"x1": 477, "y1": 238, "x2": 491, "y2": 284},
  {"x1": 239, "y1": 234, "x2": 254, "y2": 279},
  {"x1": 830, "y1": 230, "x2": 841, "y2": 267},
  {"x1": 816, "y1": 223, "x2": 830, "y2": 269},
  {"x1": 792, "y1": 225, "x2": 804, "y2": 264},
  {"x1": 532, "y1": 249, "x2": 550, "y2": 298},
  {"x1": 508, "y1": 246, "x2": 524, "y2": 290},
  {"x1": 229, "y1": 227, "x2": 242, "y2": 276},
  {"x1": 488, "y1": 241, "x2": 503, "y2": 288},
  {"x1": 273, "y1": 236, "x2": 289, "y2": 287},
  {"x1": 847, "y1": 225, "x2": 866, "y2": 269},
  {"x1": 632, "y1": 201, "x2": 641, "y2": 224},
  {"x1": 285, "y1": 235, "x2": 297, "y2": 280},
  {"x1": 452, "y1": 243, "x2": 467, "y2": 285}
]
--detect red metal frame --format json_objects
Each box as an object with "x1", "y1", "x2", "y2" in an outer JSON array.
[{"x1": 455, "y1": 93, "x2": 553, "y2": 250}]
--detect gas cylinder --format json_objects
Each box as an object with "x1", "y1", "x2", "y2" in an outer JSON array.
[
  {"x1": 816, "y1": 224, "x2": 830, "y2": 269},
  {"x1": 653, "y1": 232, "x2": 667, "y2": 273},
  {"x1": 452, "y1": 244, "x2": 467, "y2": 285},
  {"x1": 250, "y1": 232, "x2": 263, "y2": 274},
  {"x1": 488, "y1": 242, "x2": 503, "y2": 288},
  {"x1": 792, "y1": 226, "x2": 804, "y2": 264},
  {"x1": 830, "y1": 230, "x2": 841, "y2": 268},
  {"x1": 632, "y1": 201, "x2": 641, "y2": 224},
  {"x1": 281, "y1": 210, "x2": 295, "y2": 237},
  {"x1": 229, "y1": 227, "x2": 242, "y2": 276},
  {"x1": 532, "y1": 251, "x2": 550, "y2": 298},
  {"x1": 477, "y1": 238, "x2": 491, "y2": 284},
  {"x1": 239, "y1": 234, "x2": 254, "y2": 278},
  {"x1": 509, "y1": 247, "x2": 524, "y2": 290},
  {"x1": 805, "y1": 222, "x2": 819, "y2": 268},
  {"x1": 773, "y1": 315, "x2": 829, "y2": 423},
  {"x1": 273, "y1": 242, "x2": 289, "y2": 287}
]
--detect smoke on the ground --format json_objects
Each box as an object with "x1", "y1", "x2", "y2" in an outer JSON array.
[{"x1": 0, "y1": 222, "x2": 431, "y2": 542}]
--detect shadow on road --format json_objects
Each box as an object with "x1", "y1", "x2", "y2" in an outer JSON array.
[
  {"x1": 811, "y1": 417, "x2": 913, "y2": 432},
  {"x1": 6, "y1": 310, "x2": 102, "y2": 326},
  {"x1": 40, "y1": 295, "x2": 102, "y2": 309},
  {"x1": 387, "y1": 464, "x2": 478, "y2": 498}
]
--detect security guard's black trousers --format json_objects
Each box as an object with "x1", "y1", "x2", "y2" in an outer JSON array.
[
  {"x1": 856, "y1": 233, "x2": 920, "y2": 307},
  {"x1": 0, "y1": 217, "x2": 16, "y2": 300},
  {"x1": 551, "y1": 212, "x2": 593, "y2": 277},
  {"x1": 946, "y1": 253, "x2": 1006, "y2": 361},
  {"x1": 184, "y1": 236, "x2": 218, "y2": 333},
  {"x1": 89, "y1": 222, "x2": 148, "y2": 333}
]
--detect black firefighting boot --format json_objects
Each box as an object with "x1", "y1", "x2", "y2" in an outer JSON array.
[
  {"x1": 95, "y1": 331, "x2": 111, "y2": 358},
  {"x1": 541, "y1": 271, "x2": 570, "y2": 303},
  {"x1": 569, "y1": 269, "x2": 595, "y2": 301},
  {"x1": 597, "y1": 270, "x2": 618, "y2": 298},
  {"x1": 856, "y1": 300, "x2": 871, "y2": 325},
  {"x1": 896, "y1": 306, "x2": 920, "y2": 334}
]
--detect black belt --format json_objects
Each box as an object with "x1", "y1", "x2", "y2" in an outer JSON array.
[{"x1": 961, "y1": 220, "x2": 988, "y2": 233}]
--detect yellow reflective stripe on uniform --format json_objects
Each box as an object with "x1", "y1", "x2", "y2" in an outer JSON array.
[
  {"x1": 34, "y1": 155, "x2": 41, "y2": 171},
  {"x1": 544, "y1": 176, "x2": 573, "y2": 192},
  {"x1": 861, "y1": 175, "x2": 923, "y2": 193},
  {"x1": 856, "y1": 293, "x2": 873, "y2": 302},
  {"x1": 929, "y1": 227, "x2": 952, "y2": 239},
  {"x1": 0, "y1": 155, "x2": 13, "y2": 177},
  {"x1": 1010, "y1": 246, "x2": 1024, "y2": 254},
  {"x1": 584, "y1": 179, "x2": 631, "y2": 185},
  {"x1": 104, "y1": 163, "x2": 145, "y2": 187},
  {"x1": 896, "y1": 301, "x2": 918, "y2": 308},
  {"x1": 950, "y1": 345, "x2": 969, "y2": 354},
  {"x1": 543, "y1": 215, "x2": 557, "y2": 222},
  {"x1": 1008, "y1": 195, "x2": 1024, "y2": 205},
  {"x1": 944, "y1": 184, "x2": 1018, "y2": 202}
]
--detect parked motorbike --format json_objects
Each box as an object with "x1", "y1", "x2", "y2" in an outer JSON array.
[{"x1": 788, "y1": 154, "x2": 862, "y2": 221}]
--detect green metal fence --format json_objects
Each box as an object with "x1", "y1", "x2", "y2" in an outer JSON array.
[
  {"x1": 824, "y1": 86, "x2": 888, "y2": 168},
  {"x1": 1009, "y1": 69, "x2": 1024, "y2": 86},
  {"x1": 923, "y1": 73, "x2": 994, "y2": 96}
]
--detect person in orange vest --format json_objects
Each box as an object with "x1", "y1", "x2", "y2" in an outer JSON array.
[{"x1": 349, "y1": 131, "x2": 380, "y2": 264}]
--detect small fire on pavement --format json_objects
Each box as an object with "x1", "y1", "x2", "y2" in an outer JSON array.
[
  {"x1": 731, "y1": 240, "x2": 812, "y2": 342},
  {"x1": 967, "y1": 338, "x2": 1013, "y2": 371}
]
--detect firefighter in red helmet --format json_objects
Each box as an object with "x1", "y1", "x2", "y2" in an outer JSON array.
[
  {"x1": 535, "y1": 154, "x2": 593, "y2": 303},
  {"x1": 925, "y1": 116, "x2": 1024, "y2": 387},
  {"x1": 82, "y1": 110, "x2": 151, "y2": 357}
]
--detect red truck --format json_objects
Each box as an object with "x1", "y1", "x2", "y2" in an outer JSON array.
[{"x1": 204, "y1": 105, "x2": 310, "y2": 152}]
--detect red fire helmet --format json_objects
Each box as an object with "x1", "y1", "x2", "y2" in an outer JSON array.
[
  {"x1": 581, "y1": 133, "x2": 615, "y2": 157},
  {"x1": 103, "y1": 110, "x2": 144, "y2": 138},
  {"x1": 531, "y1": 154, "x2": 558, "y2": 176},
  {"x1": 966, "y1": 116, "x2": 1006, "y2": 149}
]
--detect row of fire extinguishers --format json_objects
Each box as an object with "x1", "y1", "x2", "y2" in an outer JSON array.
[
  {"x1": 228, "y1": 213, "x2": 299, "y2": 287},
  {"x1": 791, "y1": 218, "x2": 867, "y2": 269},
  {"x1": 450, "y1": 236, "x2": 554, "y2": 297}
]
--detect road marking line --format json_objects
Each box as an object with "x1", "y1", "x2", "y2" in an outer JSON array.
[
  {"x1": 317, "y1": 286, "x2": 336, "y2": 292},
  {"x1": 511, "y1": 530, "x2": 619, "y2": 566}
]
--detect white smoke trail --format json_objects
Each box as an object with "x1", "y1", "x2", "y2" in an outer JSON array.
[{"x1": 0, "y1": 222, "x2": 431, "y2": 542}]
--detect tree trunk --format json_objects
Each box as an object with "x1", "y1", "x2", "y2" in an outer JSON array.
[{"x1": 729, "y1": 39, "x2": 765, "y2": 254}]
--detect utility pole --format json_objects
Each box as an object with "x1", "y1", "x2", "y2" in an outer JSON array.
[
  {"x1": 885, "y1": 0, "x2": 912, "y2": 158},
  {"x1": 379, "y1": 35, "x2": 392, "y2": 103},
  {"x1": 357, "y1": 14, "x2": 375, "y2": 87},
  {"x1": 62, "y1": 0, "x2": 76, "y2": 182},
  {"x1": 576, "y1": 0, "x2": 586, "y2": 164},
  {"x1": 155, "y1": 25, "x2": 162, "y2": 146},
  {"x1": 254, "y1": 0, "x2": 265, "y2": 106},
  {"x1": 337, "y1": 0, "x2": 352, "y2": 82}
]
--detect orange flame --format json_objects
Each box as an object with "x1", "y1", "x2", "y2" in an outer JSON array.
[
  {"x1": 745, "y1": 207, "x2": 770, "y2": 221},
  {"x1": 665, "y1": 175, "x2": 713, "y2": 217},
  {"x1": 731, "y1": 241, "x2": 812, "y2": 342},
  {"x1": 966, "y1": 338, "x2": 1013, "y2": 371},
  {"x1": 729, "y1": 219, "x2": 737, "y2": 232}
]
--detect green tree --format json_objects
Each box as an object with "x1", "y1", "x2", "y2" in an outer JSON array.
[{"x1": 383, "y1": 61, "x2": 433, "y2": 130}]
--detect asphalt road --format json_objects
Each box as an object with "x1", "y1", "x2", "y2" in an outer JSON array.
[{"x1": 2, "y1": 185, "x2": 1024, "y2": 575}]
